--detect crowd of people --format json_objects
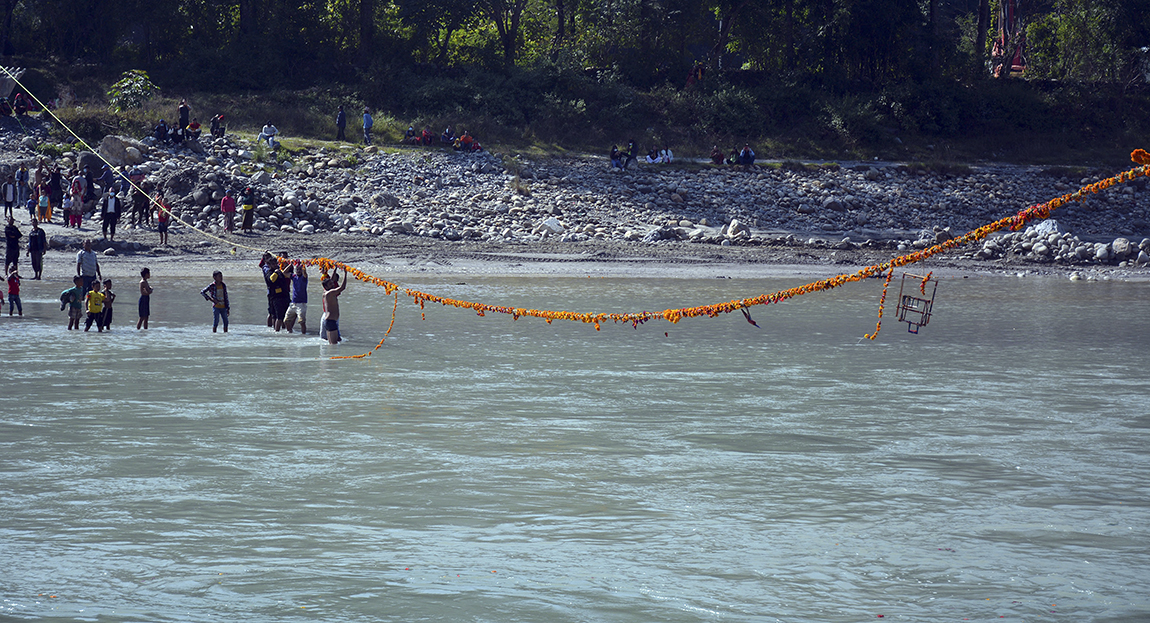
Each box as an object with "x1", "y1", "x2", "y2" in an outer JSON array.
[
  {"x1": 258, "y1": 252, "x2": 347, "y2": 343},
  {"x1": 399, "y1": 125, "x2": 484, "y2": 154},
  {"x1": 0, "y1": 92, "x2": 43, "y2": 117},
  {"x1": 153, "y1": 99, "x2": 203, "y2": 145},
  {"x1": 2, "y1": 241, "x2": 352, "y2": 341},
  {"x1": 2, "y1": 158, "x2": 174, "y2": 247},
  {"x1": 711, "y1": 144, "x2": 757, "y2": 166}
]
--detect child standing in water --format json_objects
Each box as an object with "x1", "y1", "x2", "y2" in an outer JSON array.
[
  {"x1": 137, "y1": 268, "x2": 152, "y2": 330},
  {"x1": 100, "y1": 279, "x2": 115, "y2": 330},
  {"x1": 61, "y1": 275, "x2": 84, "y2": 330},
  {"x1": 84, "y1": 280, "x2": 106, "y2": 332},
  {"x1": 200, "y1": 270, "x2": 229, "y2": 333},
  {"x1": 7, "y1": 268, "x2": 20, "y2": 316}
]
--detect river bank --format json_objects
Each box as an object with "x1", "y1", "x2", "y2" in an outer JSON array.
[{"x1": 3, "y1": 116, "x2": 1149, "y2": 286}]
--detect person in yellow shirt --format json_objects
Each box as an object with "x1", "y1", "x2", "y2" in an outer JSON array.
[{"x1": 84, "y1": 280, "x2": 106, "y2": 332}]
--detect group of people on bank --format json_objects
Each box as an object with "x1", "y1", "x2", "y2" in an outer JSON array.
[{"x1": 400, "y1": 125, "x2": 484, "y2": 154}]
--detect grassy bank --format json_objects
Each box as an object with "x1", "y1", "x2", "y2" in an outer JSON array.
[{"x1": 11, "y1": 59, "x2": 1150, "y2": 168}]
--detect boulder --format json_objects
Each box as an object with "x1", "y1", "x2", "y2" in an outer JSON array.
[
  {"x1": 822, "y1": 198, "x2": 845, "y2": 212},
  {"x1": 537, "y1": 217, "x2": 565, "y2": 235},
  {"x1": 727, "y1": 219, "x2": 745, "y2": 238},
  {"x1": 97, "y1": 136, "x2": 133, "y2": 166},
  {"x1": 77, "y1": 151, "x2": 104, "y2": 174},
  {"x1": 1112, "y1": 237, "x2": 1134, "y2": 260}
]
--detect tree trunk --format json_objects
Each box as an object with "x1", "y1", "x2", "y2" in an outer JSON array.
[
  {"x1": 929, "y1": 0, "x2": 938, "y2": 75},
  {"x1": 709, "y1": 0, "x2": 751, "y2": 70},
  {"x1": 784, "y1": 0, "x2": 794, "y2": 69},
  {"x1": 359, "y1": 0, "x2": 374, "y2": 65},
  {"x1": 554, "y1": 0, "x2": 565, "y2": 46},
  {"x1": 975, "y1": 0, "x2": 989, "y2": 76},
  {"x1": 1, "y1": 0, "x2": 16, "y2": 56},
  {"x1": 240, "y1": 0, "x2": 258, "y2": 38}
]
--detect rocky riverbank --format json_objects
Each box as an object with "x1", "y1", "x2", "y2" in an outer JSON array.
[{"x1": 3, "y1": 114, "x2": 1149, "y2": 273}]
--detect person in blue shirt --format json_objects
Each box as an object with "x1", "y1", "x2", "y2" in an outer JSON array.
[
  {"x1": 336, "y1": 105, "x2": 347, "y2": 141},
  {"x1": 284, "y1": 263, "x2": 308, "y2": 334},
  {"x1": 362, "y1": 107, "x2": 373, "y2": 145}
]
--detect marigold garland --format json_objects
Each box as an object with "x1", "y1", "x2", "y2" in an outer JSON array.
[{"x1": 279, "y1": 153, "x2": 1146, "y2": 357}]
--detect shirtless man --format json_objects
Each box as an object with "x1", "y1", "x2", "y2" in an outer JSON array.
[{"x1": 322, "y1": 268, "x2": 347, "y2": 345}]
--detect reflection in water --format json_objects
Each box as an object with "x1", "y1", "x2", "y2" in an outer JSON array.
[{"x1": 2, "y1": 274, "x2": 1150, "y2": 622}]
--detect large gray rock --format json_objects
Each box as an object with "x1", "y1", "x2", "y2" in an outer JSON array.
[
  {"x1": 77, "y1": 151, "x2": 104, "y2": 174},
  {"x1": 97, "y1": 135, "x2": 143, "y2": 167},
  {"x1": 1112, "y1": 237, "x2": 1134, "y2": 260}
]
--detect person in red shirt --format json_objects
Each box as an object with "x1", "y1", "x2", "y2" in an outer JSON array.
[{"x1": 221, "y1": 190, "x2": 237, "y2": 232}]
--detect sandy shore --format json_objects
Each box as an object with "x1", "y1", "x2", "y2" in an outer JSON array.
[{"x1": 22, "y1": 211, "x2": 1149, "y2": 289}]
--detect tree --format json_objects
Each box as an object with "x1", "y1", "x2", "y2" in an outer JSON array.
[{"x1": 479, "y1": 0, "x2": 530, "y2": 67}]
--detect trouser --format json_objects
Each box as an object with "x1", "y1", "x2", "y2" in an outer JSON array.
[
  {"x1": 8, "y1": 294, "x2": 21, "y2": 315},
  {"x1": 30, "y1": 251, "x2": 42, "y2": 275},
  {"x1": 213, "y1": 306, "x2": 228, "y2": 330},
  {"x1": 101, "y1": 305, "x2": 112, "y2": 328},
  {"x1": 102, "y1": 214, "x2": 118, "y2": 237},
  {"x1": 364, "y1": 128, "x2": 371, "y2": 145},
  {"x1": 84, "y1": 311, "x2": 102, "y2": 330},
  {"x1": 337, "y1": 126, "x2": 346, "y2": 141}
]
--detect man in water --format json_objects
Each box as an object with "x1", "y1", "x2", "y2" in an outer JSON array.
[
  {"x1": 322, "y1": 268, "x2": 347, "y2": 345},
  {"x1": 76, "y1": 239, "x2": 101, "y2": 294}
]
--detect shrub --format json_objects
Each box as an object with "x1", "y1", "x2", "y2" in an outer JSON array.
[{"x1": 107, "y1": 70, "x2": 159, "y2": 112}]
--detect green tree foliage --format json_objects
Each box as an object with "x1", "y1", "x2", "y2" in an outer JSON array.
[{"x1": 107, "y1": 70, "x2": 159, "y2": 112}]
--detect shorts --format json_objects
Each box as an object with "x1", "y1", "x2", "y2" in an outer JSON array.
[
  {"x1": 139, "y1": 295, "x2": 150, "y2": 318},
  {"x1": 286, "y1": 302, "x2": 306, "y2": 322},
  {"x1": 158, "y1": 221, "x2": 169, "y2": 233},
  {"x1": 324, "y1": 318, "x2": 339, "y2": 333},
  {"x1": 68, "y1": 307, "x2": 83, "y2": 320}
]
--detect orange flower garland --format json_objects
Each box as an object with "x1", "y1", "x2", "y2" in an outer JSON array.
[{"x1": 278, "y1": 152, "x2": 1148, "y2": 358}]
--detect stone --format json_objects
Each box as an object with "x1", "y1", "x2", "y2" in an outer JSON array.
[
  {"x1": 822, "y1": 198, "x2": 845, "y2": 212},
  {"x1": 1136, "y1": 250, "x2": 1150, "y2": 266},
  {"x1": 1112, "y1": 237, "x2": 1134, "y2": 260},
  {"x1": 537, "y1": 217, "x2": 565, "y2": 235},
  {"x1": 76, "y1": 151, "x2": 104, "y2": 174}
]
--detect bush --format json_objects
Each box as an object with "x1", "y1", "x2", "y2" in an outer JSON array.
[{"x1": 107, "y1": 70, "x2": 159, "y2": 112}]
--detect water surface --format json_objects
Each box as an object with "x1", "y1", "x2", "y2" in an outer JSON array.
[{"x1": 2, "y1": 273, "x2": 1149, "y2": 622}]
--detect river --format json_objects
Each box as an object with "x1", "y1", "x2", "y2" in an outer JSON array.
[{"x1": 2, "y1": 272, "x2": 1149, "y2": 622}]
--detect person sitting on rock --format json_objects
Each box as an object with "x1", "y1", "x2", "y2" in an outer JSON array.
[
  {"x1": 645, "y1": 148, "x2": 658, "y2": 164},
  {"x1": 210, "y1": 114, "x2": 226, "y2": 138},
  {"x1": 0, "y1": 98, "x2": 11, "y2": 117},
  {"x1": 441, "y1": 127, "x2": 454, "y2": 145},
  {"x1": 710, "y1": 146, "x2": 724, "y2": 165},
  {"x1": 737, "y1": 144, "x2": 756, "y2": 166},
  {"x1": 168, "y1": 123, "x2": 185, "y2": 145},
  {"x1": 186, "y1": 118, "x2": 202, "y2": 141},
  {"x1": 403, "y1": 126, "x2": 418, "y2": 144},
  {"x1": 12, "y1": 93, "x2": 28, "y2": 116},
  {"x1": 154, "y1": 119, "x2": 169, "y2": 143},
  {"x1": 726, "y1": 148, "x2": 738, "y2": 165},
  {"x1": 610, "y1": 146, "x2": 622, "y2": 169},
  {"x1": 258, "y1": 121, "x2": 279, "y2": 148},
  {"x1": 459, "y1": 131, "x2": 474, "y2": 152},
  {"x1": 662, "y1": 148, "x2": 674, "y2": 164},
  {"x1": 421, "y1": 127, "x2": 434, "y2": 146}
]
